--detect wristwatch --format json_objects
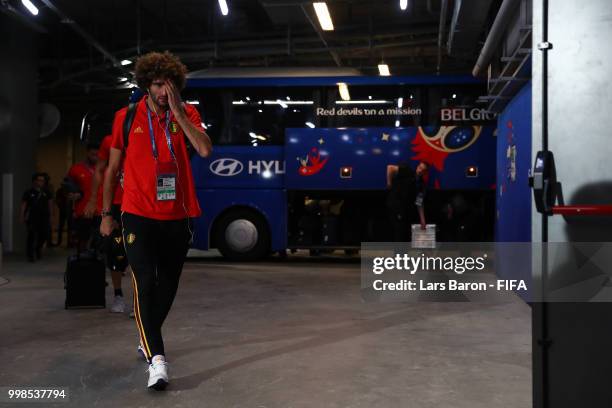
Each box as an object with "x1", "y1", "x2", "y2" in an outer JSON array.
[{"x1": 101, "y1": 209, "x2": 113, "y2": 217}]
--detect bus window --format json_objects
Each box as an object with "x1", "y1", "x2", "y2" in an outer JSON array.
[
  {"x1": 183, "y1": 89, "x2": 224, "y2": 145},
  {"x1": 185, "y1": 86, "x2": 319, "y2": 146},
  {"x1": 183, "y1": 82, "x2": 491, "y2": 146}
]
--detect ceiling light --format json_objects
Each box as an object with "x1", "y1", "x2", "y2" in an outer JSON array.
[
  {"x1": 305, "y1": 122, "x2": 316, "y2": 128},
  {"x1": 218, "y1": 0, "x2": 229, "y2": 16},
  {"x1": 400, "y1": 0, "x2": 408, "y2": 11},
  {"x1": 395, "y1": 120, "x2": 400, "y2": 127},
  {"x1": 249, "y1": 132, "x2": 267, "y2": 141},
  {"x1": 335, "y1": 100, "x2": 391, "y2": 105},
  {"x1": 21, "y1": 0, "x2": 38, "y2": 16},
  {"x1": 186, "y1": 100, "x2": 200, "y2": 105},
  {"x1": 337, "y1": 82, "x2": 350, "y2": 101},
  {"x1": 120, "y1": 59, "x2": 132, "y2": 66},
  {"x1": 118, "y1": 77, "x2": 128, "y2": 82},
  {"x1": 263, "y1": 100, "x2": 313, "y2": 105},
  {"x1": 313, "y1": 2, "x2": 334, "y2": 31},
  {"x1": 397, "y1": 97, "x2": 403, "y2": 108},
  {"x1": 378, "y1": 63, "x2": 391, "y2": 76}
]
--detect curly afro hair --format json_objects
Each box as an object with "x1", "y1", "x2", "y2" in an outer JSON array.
[{"x1": 134, "y1": 51, "x2": 188, "y2": 91}]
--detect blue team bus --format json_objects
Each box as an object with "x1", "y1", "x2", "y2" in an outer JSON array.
[{"x1": 182, "y1": 68, "x2": 497, "y2": 260}]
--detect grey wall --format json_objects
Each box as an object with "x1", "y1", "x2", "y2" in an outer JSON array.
[
  {"x1": 532, "y1": 0, "x2": 612, "y2": 243},
  {"x1": 531, "y1": 2, "x2": 612, "y2": 406},
  {"x1": 0, "y1": 13, "x2": 39, "y2": 252}
]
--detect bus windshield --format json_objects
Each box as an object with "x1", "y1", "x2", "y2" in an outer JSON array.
[{"x1": 182, "y1": 82, "x2": 487, "y2": 146}]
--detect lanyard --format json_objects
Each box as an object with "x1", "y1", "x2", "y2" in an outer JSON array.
[{"x1": 146, "y1": 105, "x2": 176, "y2": 161}]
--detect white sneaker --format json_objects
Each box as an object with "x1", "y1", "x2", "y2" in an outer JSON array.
[
  {"x1": 110, "y1": 296, "x2": 125, "y2": 313},
  {"x1": 147, "y1": 357, "x2": 168, "y2": 390}
]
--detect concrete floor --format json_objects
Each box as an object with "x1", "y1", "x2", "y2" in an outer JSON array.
[{"x1": 0, "y1": 249, "x2": 531, "y2": 408}]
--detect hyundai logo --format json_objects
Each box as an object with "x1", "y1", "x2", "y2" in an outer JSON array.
[{"x1": 210, "y1": 158, "x2": 244, "y2": 176}]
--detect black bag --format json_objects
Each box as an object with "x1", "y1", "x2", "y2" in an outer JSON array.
[
  {"x1": 64, "y1": 250, "x2": 106, "y2": 309},
  {"x1": 100, "y1": 228, "x2": 128, "y2": 273}
]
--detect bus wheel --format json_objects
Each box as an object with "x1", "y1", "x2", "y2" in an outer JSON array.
[{"x1": 215, "y1": 209, "x2": 270, "y2": 261}]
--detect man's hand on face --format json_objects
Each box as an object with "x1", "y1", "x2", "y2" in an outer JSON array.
[{"x1": 165, "y1": 80, "x2": 184, "y2": 120}]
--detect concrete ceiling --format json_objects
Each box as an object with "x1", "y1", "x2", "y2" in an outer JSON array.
[{"x1": 0, "y1": 0, "x2": 498, "y2": 97}]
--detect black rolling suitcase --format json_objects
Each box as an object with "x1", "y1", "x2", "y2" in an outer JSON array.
[{"x1": 64, "y1": 250, "x2": 106, "y2": 309}]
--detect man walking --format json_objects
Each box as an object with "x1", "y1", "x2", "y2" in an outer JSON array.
[
  {"x1": 66, "y1": 143, "x2": 99, "y2": 251},
  {"x1": 100, "y1": 51, "x2": 212, "y2": 390},
  {"x1": 21, "y1": 173, "x2": 52, "y2": 262},
  {"x1": 85, "y1": 134, "x2": 128, "y2": 314}
]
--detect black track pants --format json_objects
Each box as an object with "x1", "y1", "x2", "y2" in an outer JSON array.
[{"x1": 121, "y1": 212, "x2": 191, "y2": 359}]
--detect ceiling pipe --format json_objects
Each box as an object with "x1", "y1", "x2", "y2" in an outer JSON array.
[
  {"x1": 38, "y1": 0, "x2": 127, "y2": 69},
  {"x1": 42, "y1": 37, "x2": 439, "y2": 83},
  {"x1": 164, "y1": 30, "x2": 437, "y2": 49},
  {"x1": 0, "y1": 0, "x2": 46, "y2": 32},
  {"x1": 39, "y1": 32, "x2": 437, "y2": 68},
  {"x1": 176, "y1": 38, "x2": 438, "y2": 61},
  {"x1": 300, "y1": 3, "x2": 342, "y2": 66},
  {"x1": 426, "y1": 0, "x2": 436, "y2": 16},
  {"x1": 165, "y1": 34, "x2": 435, "y2": 50},
  {"x1": 471, "y1": 0, "x2": 521, "y2": 77},
  {"x1": 436, "y1": 0, "x2": 449, "y2": 73},
  {"x1": 446, "y1": 0, "x2": 494, "y2": 57}
]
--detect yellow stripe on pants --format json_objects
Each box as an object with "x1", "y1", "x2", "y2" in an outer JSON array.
[{"x1": 131, "y1": 272, "x2": 152, "y2": 359}]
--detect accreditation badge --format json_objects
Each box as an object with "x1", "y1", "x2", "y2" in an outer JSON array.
[
  {"x1": 155, "y1": 161, "x2": 177, "y2": 201},
  {"x1": 169, "y1": 122, "x2": 179, "y2": 134}
]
